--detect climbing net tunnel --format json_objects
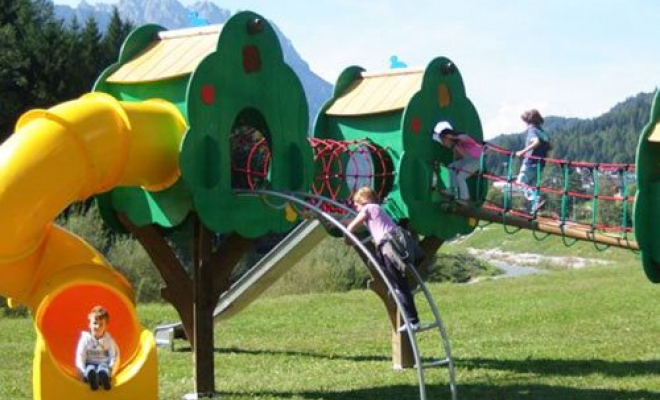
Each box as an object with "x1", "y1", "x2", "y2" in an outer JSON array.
[
  {"x1": 309, "y1": 138, "x2": 395, "y2": 205},
  {"x1": 231, "y1": 134, "x2": 396, "y2": 207}
]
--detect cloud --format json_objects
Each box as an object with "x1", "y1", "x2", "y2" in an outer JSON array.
[{"x1": 482, "y1": 102, "x2": 527, "y2": 140}]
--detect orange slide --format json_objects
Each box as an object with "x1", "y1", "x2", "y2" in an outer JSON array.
[{"x1": 0, "y1": 92, "x2": 186, "y2": 399}]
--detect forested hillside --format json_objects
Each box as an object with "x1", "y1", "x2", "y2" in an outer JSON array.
[
  {"x1": 0, "y1": 0, "x2": 132, "y2": 141},
  {"x1": 490, "y1": 91, "x2": 655, "y2": 166}
]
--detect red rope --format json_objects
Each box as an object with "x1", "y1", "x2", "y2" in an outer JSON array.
[
  {"x1": 483, "y1": 143, "x2": 635, "y2": 172},
  {"x1": 308, "y1": 138, "x2": 396, "y2": 204}
]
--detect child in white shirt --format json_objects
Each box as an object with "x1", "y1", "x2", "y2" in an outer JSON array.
[{"x1": 75, "y1": 305, "x2": 119, "y2": 391}]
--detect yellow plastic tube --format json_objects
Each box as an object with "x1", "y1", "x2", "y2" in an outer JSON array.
[{"x1": 0, "y1": 92, "x2": 186, "y2": 400}]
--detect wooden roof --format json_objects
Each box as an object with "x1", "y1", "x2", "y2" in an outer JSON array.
[
  {"x1": 107, "y1": 25, "x2": 223, "y2": 84},
  {"x1": 648, "y1": 122, "x2": 660, "y2": 142},
  {"x1": 325, "y1": 68, "x2": 424, "y2": 116}
]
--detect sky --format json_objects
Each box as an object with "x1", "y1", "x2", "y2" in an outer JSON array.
[{"x1": 54, "y1": 0, "x2": 659, "y2": 139}]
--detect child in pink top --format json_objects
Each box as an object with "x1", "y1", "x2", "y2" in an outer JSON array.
[
  {"x1": 432, "y1": 121, "x2": 483, "y2": 203},
  {"x1": 346, "y1": 186, "x2": 421, "y2": 330}
]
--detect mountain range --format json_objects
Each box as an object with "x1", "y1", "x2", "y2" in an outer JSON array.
[
  {"x1": 51, "y1": 0, "x2": 657, "y2": 153},
  {"x1": 53, "y1": 0, "x2": 333, "y2": 125}
]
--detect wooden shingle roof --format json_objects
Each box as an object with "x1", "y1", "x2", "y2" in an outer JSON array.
[
  {"x1": 649, "y1": 122, "x2": 660, "y2": 142},
  {"x1": 326, "y1": 68, "x2": 424, "y2": 116},
  {"x1": 107, "y1": 25, "x2": 223, "y2": 84}
]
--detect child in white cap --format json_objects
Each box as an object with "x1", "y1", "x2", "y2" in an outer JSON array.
[{"x1": 432, "y1": 121, "x2": 483, "y2": 204}]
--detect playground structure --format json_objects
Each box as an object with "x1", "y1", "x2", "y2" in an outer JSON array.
[{"x1": 0, "y1": 9, "x2": 656, "y2": 400}]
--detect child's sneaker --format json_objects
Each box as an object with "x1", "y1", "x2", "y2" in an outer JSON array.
[
  {"x1": 531, "y1": 198, "x2": 546, "y2": 214},
  {"x1": 98, "y1": 370, "x2": 111, "y2": 391},
  {"x1": 398, "y1": 321, "x2": 421, "y2": 332},
  {"x1": 86, "y1": 369, "x2": 99, "y2": 391}
]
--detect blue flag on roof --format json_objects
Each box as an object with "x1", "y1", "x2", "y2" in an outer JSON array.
[
  {"x1": 390, "y1": 55, "x2": 407, "y2": 69},
  {"x1": 189, "y1": 11, "x2": 209, "y2": 27}
]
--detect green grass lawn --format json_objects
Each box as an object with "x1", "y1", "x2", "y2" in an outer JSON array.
[{"x1": 1, "y1": 228, "x2": 659, "y2": 400}]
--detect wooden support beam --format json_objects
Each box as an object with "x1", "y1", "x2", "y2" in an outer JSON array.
[
  {"x1": 118, "y1": 214, "x2": 195, "y2": 342},
  {"x1": 209, "y1": 234, "x2": 254, "y2": 301},
  {"x1": 189, "y1": 218, "x2": 253, "y2": 398},
  {"x1": 192, "y1": 216, "x2": 215, "y2": 397},
  {"x1": 121, "y1": 212, "x2": 253, "y2": 398},
  {"x1": 418, "y1": 235, "x2": 444, "y2": 275}
]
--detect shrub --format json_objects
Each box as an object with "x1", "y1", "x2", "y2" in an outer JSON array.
[
  {"x1": 106, "y1": 235, "x2": 163, "y2": 303},
  {"x1": 0, "y1": 297, "x2": 29, "y2": 318},
  {"x1": 266, "y1": 237, "x2": 371, "y2": 296},
  {"x1": 56, "y1": 203, "x2": 111, "y2": 252},
  {"x1": 426, "y1": 253, "x2": 503, "y2": 283}
]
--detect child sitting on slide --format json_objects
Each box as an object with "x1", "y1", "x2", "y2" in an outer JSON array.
[{"x1": 75, "y1": 305, "x2": 119, "y2": 391}]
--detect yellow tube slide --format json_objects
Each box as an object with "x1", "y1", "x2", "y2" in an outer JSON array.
[{"x1": 0, "y1": 93, "x2": 186, "y2": 400}]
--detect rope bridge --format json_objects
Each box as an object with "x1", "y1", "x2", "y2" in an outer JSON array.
[{"x1": 465, "y1": 142, "x2": 637, "y2": 250}]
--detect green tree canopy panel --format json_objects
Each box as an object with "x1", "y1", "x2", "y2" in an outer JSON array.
[
  {"x1": 400, "y1": 57, "x2": 484, "y2": 239},
  {"x1": 315, "y1": 57, "x2": 484, "y2": 239},
  {"x1": 92, "y1": 12, "x2": 312, "y2": 235},
  {"x1": 634, "y1": 90, "x2": 660, "y2": 282},
  {"x1": 180, "y1": 11, "x2": 312, "y2": 237}
]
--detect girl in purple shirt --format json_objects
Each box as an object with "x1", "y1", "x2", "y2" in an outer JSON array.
[
  {"x1": 432, "y1": 121, "x2": 483, "y2": 204},
  {"x1": 346, "y1": 186, "x2": 421, "y2": 330}
]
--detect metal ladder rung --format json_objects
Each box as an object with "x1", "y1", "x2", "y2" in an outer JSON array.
[
  {"x1": 419, "y1": 357, "x2": 451, "y2": 369},
  {"x1": 417, "y1": 321, "x2": 441, "y2": 333},
  {"x1": 397, "y1": 321, "x2": 440, "y2": 334}
]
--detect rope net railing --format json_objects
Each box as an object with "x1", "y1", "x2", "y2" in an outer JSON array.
[{"x1": 438, "y1": 141, "x2": 637, "y2": 249}]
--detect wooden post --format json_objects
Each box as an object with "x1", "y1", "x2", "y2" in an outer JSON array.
[
  {"x1": 120, "y1": 213, "x2": 252, "y2": 399},
  {"x1": 191, "y1": 216, "x2": 216, "y2": 397},
  {"x1": 188, "y1": 217, "x2": 252, "y2": 398}
]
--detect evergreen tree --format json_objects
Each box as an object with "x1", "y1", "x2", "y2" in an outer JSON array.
[
  {"x1": 80, "y1": 16, "x2": 104, "y2": 85},
  {"x1": 103, "y1": 7, "x2": 133, "y2": 66},
  {"x1": 0, "y1": 0, "x2": 75, "y2": 138},
  {"x1": 0, "y1": 0, "x2": 134, "y2": 141},
  {"x1": 0, "y1": 5, "x2": 28, "y2": 137},
  {"x1": 63, "y1": 16, "x2": 86, "y2": 97}
]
